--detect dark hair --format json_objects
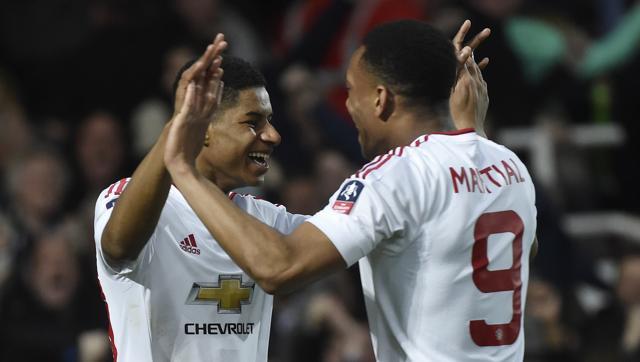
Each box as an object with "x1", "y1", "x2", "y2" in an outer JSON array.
[
  {"x1": 172, "y1": 55, "x2": 267, "y2": 109},
  {"x1": 361, "y1": 20, "x2": 456, "y2": 110}
]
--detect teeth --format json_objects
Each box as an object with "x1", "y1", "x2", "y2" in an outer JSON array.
[{"x1": 248, "y1": 152, "x2": 270, "y2": 161}]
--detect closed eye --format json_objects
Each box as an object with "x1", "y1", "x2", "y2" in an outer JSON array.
[{"x1": 243, "y1": 120, "x2": 258, "y2": 129}]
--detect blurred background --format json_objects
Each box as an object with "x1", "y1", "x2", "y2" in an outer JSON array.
[{"x1": 0, "y1": 0, "x2": 639, "y2": 361}]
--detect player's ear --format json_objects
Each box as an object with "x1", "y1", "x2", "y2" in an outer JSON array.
[{"x1": 375, "y1": 84, "x2": 394, "y2": 121}]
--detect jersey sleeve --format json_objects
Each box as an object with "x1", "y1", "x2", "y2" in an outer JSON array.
[
  {"x1": 307, "y1": 157, "x2": 423, "y2": 267},
  {"x1": 231, "y1": 193, "x2": 309, "y2": 234},
  {"x1": 94, "y1": 178, "x2": 155, "y2": 276}
]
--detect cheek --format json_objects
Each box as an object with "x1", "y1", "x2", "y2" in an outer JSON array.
[{"x1": 345, "y1": 96, "x2": 354, "y2": 115}]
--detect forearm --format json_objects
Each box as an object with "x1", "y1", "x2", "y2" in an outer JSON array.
[
  {"x1": 102, "y1": 124, "x2": 172, "y2": 260},
  {"x1": 172, "y1": 168, "x2": 294, "y2": 290}
]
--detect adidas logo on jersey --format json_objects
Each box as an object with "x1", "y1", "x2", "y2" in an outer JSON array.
[{"x1": 179, "y1": 234, "x2": 201, "y2": 255}]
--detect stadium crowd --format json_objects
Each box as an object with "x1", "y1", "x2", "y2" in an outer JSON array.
[{"x1": 0, "y1": 0, "x2": 639, "y2": 361}]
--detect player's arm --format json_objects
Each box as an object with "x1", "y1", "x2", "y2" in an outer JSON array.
[
  {"x1": 100, "y1": 34, "x2": 227, "y2": 261},
  {"x1": 164, "y1": 90, "x2": 344, "y2": 294},
  {"x1": 450, "y1": 20, "x2": 490, "y2": 137},
  {"x1": 174, "y1": 172, "x2": 343, "y2": 294}
]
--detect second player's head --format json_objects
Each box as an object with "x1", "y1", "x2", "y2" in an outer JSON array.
[
  {"x1": 174, "y1": 55, "x2": 281, "y2": 191},
  {"x1": 345, "y1": 20, "x2": 457, "y2": 160}
]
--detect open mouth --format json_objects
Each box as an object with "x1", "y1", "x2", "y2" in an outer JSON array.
[{"x1": 248, "y1": 152, "x2": 270, "y2": 168}]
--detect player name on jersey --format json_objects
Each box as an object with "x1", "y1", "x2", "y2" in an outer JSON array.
[{"x1": 449, "y1": 158, "x2": 525, "y2": 194}]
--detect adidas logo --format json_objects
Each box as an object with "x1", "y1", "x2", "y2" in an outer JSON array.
[{"x1": 179, "y1": 234, "x2": 201, "y2": 255}]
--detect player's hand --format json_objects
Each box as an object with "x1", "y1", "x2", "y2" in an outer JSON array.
[
  {"x1": 450, "y1": 20, "x2": 490, "y2": 136},
  {"x1": 452, "y1": 19, "x2": 490, "y2": 72},
  {"x1": 450, "y1": 55, "x2": 488, "y2": 137},
  {"x1": 165, "y1": 33, "x2": 227, "y2": 175}
]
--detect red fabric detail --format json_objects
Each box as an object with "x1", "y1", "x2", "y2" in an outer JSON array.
[
  {"x1": 188, "y1": 234, "x2": 198, "y2": 247},
  {"x1": 362, "y1": 154, "x2": 392, "y2": 179},
  {"x1": 98, "y1": 281, "x2": 118, "y2": 361},
  {"x1": 431, "y1": 128, "x2": 475, "y2": 136},
  {"x1": 332, "y1": 200, "x2": 355, "y2": 214}
]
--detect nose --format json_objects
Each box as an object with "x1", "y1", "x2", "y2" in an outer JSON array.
[{"x1": 260, "y1": 121, "x2": 281, "y2": 146}]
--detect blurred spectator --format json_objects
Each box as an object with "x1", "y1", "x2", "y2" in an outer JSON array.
[
  {"x1": 280, "y1": 176, "x2": 323, "y2": 215},
  {"x1": 130, "y1": 45, "x2": 198, "y2": 160},
  {"x1": 0, "y1": 213, "x2": 17, "y2": 291},
  {"x1": 6, "y1": 150, "x2": 69, "y2": 253},
  {"x1": 0, "y1": 73, "x2": 33, "y2": 179},
  {"x1": 75, "y1": 111, "x2": 128, "y2": 199},
  {"x1": 304, "y1": 293, "x2": 375, "y2": 362},
  {"x1": 581, "y1": 253, "x2": 640, "y2": 362},
  {"x1": 172, "y1": 0, "x2": 268, "y2": 65},
  {"x1": 525, "y1": 276, "x2": 580, "y2": 362},
  {"x1": 0, "y1": 228, "x2": 110, "y2": 362},
  {"x1": 314, "y1": 149, "x2": 356, "y2": 202}
]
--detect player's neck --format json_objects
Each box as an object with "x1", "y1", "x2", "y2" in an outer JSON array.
[
  {"x1": 194, "y1": 156, "x2": 237, "y2": 193},
  {"x1": 387, "y1": 111, "x2": 443, "y2": 148}
]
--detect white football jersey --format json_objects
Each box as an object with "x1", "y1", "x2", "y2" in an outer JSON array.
[
  {"x1": 308, "y1": 129, "x2": 537, "y2": 361},
  {"x1": 94, "y1": 180, "x2": 307, "y2": 362}
]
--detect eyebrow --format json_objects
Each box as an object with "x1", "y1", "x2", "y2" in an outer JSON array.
[{"x1": 245, "y1": 111, "x2": 268, "y2": 117}]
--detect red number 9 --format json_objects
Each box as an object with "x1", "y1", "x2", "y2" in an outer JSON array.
[{"x1": 470, "y1": 210, "x2": 524, "y2": 347}]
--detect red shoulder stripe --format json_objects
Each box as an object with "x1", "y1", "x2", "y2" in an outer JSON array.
[
  {"x1": 355, "y1": 155, "x2": 383, "y2": 178},
  {"x1": 362, "y1": 154, "x2": 393, "y2": 179}
]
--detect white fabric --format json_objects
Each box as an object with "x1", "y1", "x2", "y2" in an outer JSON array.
[
  {"x1": 308, "y1": 131, "x2": 537, "y2": 362},
  {"x1": 95, "y1": 182, "x2": 306, "y2": 362}
]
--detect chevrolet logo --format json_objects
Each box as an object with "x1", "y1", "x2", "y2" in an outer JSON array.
[{"x1": 186, "y1": 275, "x2": 255, "y2": 314}]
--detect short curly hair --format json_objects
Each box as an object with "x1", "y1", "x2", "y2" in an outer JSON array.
[
  {"x1": 361, "y1": 20, "x2": 456, "y2": 111},
  {"x1": 173, "y1": 55, "x2": 266, "y2": 110}
]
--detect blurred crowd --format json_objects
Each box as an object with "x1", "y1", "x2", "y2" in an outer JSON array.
[{"x1": 0, "y1": 0, "x2": 639, "y2": 361}]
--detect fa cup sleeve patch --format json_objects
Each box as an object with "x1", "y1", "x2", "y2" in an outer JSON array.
[{"x1": 332, "y1": 180, "x2": 364, "y2": 214}]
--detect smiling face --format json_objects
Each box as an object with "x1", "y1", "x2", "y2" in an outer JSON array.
[
  {"x1": 197, "y1": 87, "x2": 281, "y2": 191},
  {"x1": 345, "y1": 47, "x2": 388, "y2": 161}
]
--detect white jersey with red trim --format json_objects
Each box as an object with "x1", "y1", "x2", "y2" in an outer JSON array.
[
  {"x1": 308, "y1": 129, "x2": 537, "y2": 361},
  {"x1": 94, "y1": 180, "x2": 307, "y2": 362}
]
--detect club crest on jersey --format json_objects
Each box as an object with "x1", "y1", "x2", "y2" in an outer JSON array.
[{"x1": 332, "y1": 180, "x2": 364, "y2": 214}]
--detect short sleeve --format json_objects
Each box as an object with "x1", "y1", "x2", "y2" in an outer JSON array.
[
  {"x1": 307, "y1": 158, "x2": 421, "y2": 267},
  {"x1": 94, "y1": 178, "x2": 154, "y2": 275}
]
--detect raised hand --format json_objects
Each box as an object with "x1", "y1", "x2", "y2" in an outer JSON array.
[
  {"x1": 165, "y1": 33, "x2": 227, "y2": 175},
  {"x1": 452, "y1": 19, "x2": 490, "y2": 71},
  {"x1": 450, "y1": 20, "x2": 490, "y2": 136},
  {"x1": 450, "y1": 54, "x2": 488, "y2": 136}
]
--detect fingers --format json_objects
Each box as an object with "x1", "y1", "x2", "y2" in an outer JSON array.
[
  {"x1": 466, "y1": 28, "x2": 491, "y2": 53},
  {"x1": 204, "y1": 69, "x2": 224, "y2": 113},
  {"x1": 216, "y1": 80, "x2": 224, "y2": 106},
  {"x1": 179, "y1": 82, "x2": 196, "y2": 117},
  {"x1": 457, "y1": 45, "x2": 472, "y2": 65},
  {"x1": 478, "y1": 57, "x2": 490, "y2": 71},
  {"x1": 181, "y1": 34, "x2": 227, "y2": 85},
  {"x1": 452, "y1": 20, "x2": 491, "y2": 70},
  {"x1": 453, "y1": 19, "x2": 471, "y2": 51}
]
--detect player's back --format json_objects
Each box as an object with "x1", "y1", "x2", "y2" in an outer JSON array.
[{"x1": 359, "y1": 130, "x2": 537, "y2": 361}]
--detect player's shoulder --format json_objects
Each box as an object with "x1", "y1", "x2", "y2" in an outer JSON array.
[
  {"x1": 480, "y1": 137, "x2": 527, "y2": 167},
  {"x1": 352, "y1": 136, "x2": 431, "y2": 182},
  {"x1": 96, "y1": 177, "x2": 132, "y2": 211},
  {"x1": 229, "y1": 192, "x2": 285, "y2": 216}
]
